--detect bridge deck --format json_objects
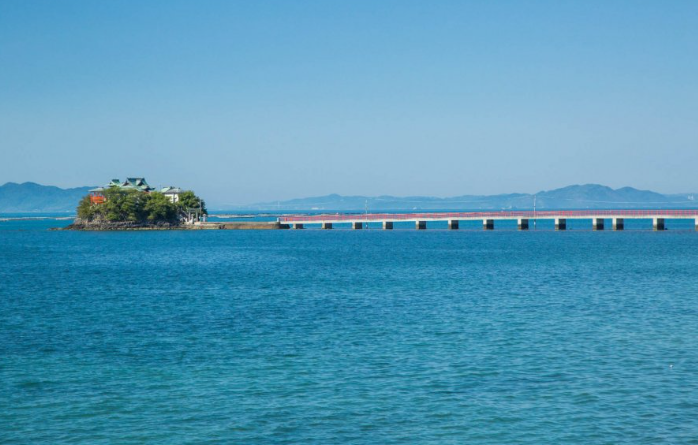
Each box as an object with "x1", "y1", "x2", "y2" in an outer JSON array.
[{"x1": 280, "y1": 210, "x2": 698, "y2": 225}]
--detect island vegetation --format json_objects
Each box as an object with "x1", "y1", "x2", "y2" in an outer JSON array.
[{"x1": 72, "y1": 188, "x2": 206, "y2": 230}]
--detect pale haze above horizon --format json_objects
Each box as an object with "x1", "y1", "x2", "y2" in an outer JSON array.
[{"x1": 1, "y1": 1, "x2": 697, "y2": 206}]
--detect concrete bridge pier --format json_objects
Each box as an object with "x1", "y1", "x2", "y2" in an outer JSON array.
[
  {"x1": 383, "y1": 221, "x2": 393, "y2": 230},
  {"x1": 352, "y1": 222, "x2": 363, "y2": 230},
  {"x1": 321, "y1": 222, "x2": 333, "y2": 230},
  {"x1": 555, "y1": 218, "x2": 566, "y2": 231},
  {"x1": 653, "y1": 218, "x2": 665, "y2": 231},
  {"x1": 483, "y1": 219, "x2": 494, "y2": 230},
  {"x1": 696, "y1": 219, "x2": 698, "y2": 231},
  {"x1": 448, "y1": 220, "x2": 459, "y2": 230},
  {"x1": 613, "y1": 218, "x2": 624, "y2": 231},
  {"x1": 416, "y1": 221, "x2": 427, "y2": 230},
  {"x1": 518, "y1": 218, "x2": 529, "y2": 230},
  {"x1": 293, "y1": 223, "x2": 304, "y2": 230},
  {"x1": 593, "y1": 218, "x2": 605, "y2": 231}
]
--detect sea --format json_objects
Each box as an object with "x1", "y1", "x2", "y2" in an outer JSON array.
[{"x1": 2, "y1": 214, "x2": 698, "y2": 444}]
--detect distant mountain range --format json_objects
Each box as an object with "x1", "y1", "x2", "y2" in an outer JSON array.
[
  {"x1": 0, "y1": 182, "x2": 94, "y2": 213},
  {"x1": 2, "y1": 182, "x2": 697, "y2": 213},
  {"x1": 235, "y1": 184, "x2": 698, "y2": 211}
]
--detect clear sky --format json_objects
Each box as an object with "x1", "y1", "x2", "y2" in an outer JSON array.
[{"x1": 1, "y1": 1, "x2": 697, "y2": 206}]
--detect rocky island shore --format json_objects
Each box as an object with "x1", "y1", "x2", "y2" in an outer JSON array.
[
  {"x1": 63, "y1": 218, "x2": 287, "y2": 230},
  {"x1": 63, "y1": 218, "x2": 182, "y2": 231}
]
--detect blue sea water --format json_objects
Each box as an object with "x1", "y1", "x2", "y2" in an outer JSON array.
[{"x1": 2, "y1": 217, "x2": 698, "y2": 444}]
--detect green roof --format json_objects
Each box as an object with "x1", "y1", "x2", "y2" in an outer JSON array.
[
  {"x1": 123, "y1": 178, "x2": 153, "y2": 191},
  {"x1": 98, "y1": 177, "x2": 155, "y2": 192}
]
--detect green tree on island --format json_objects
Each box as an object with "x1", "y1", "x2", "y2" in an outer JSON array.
[
  {"x1": 177, "y1": 190, "x2": 207, "y2": 214},
  {"x1": 143, "y1": 192, "x2": 179, "y2": 222},
  {"x1": 77, "y1": 188, "x2": 207, "y2": 224}
]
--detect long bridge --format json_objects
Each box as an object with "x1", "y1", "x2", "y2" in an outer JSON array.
[{"x1": 279, "y1": 210, "x2": 698, "y2": 231}]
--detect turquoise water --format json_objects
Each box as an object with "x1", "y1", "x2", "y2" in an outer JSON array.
[{"x1": 2, "y1": 218, "x2": 698, "y2": 444}]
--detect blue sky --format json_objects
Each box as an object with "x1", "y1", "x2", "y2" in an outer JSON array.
[{"x1": 1, "y1": 1, "x2": 697, "y2": 205}]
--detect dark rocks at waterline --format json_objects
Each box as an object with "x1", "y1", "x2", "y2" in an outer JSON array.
[
  {"x1": 63, "y1": 218, "x2": 181, "y2": 231},
  {"x1": 60, "y1": 218, "x2": 289, "y2": 230}
]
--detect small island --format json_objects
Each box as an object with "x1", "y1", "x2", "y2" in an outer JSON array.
[{"x1": 67, "y1": 178, "x2": 207, "y2": 230}]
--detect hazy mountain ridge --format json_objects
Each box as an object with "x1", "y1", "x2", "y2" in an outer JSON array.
[
  {"x1": 235, "y1": 184, "x2": 697, "y2": 211},
  {"x1": 2, "y1": 182, "x2": 697, "y2": 213},
  {"x1": 0, "y1": 182, "x2": 94, "y2": 213}
]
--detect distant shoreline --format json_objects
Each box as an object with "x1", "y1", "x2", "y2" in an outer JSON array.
[{"x1": 0, "y1": 216, "x2": 75, "y2": 222}]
